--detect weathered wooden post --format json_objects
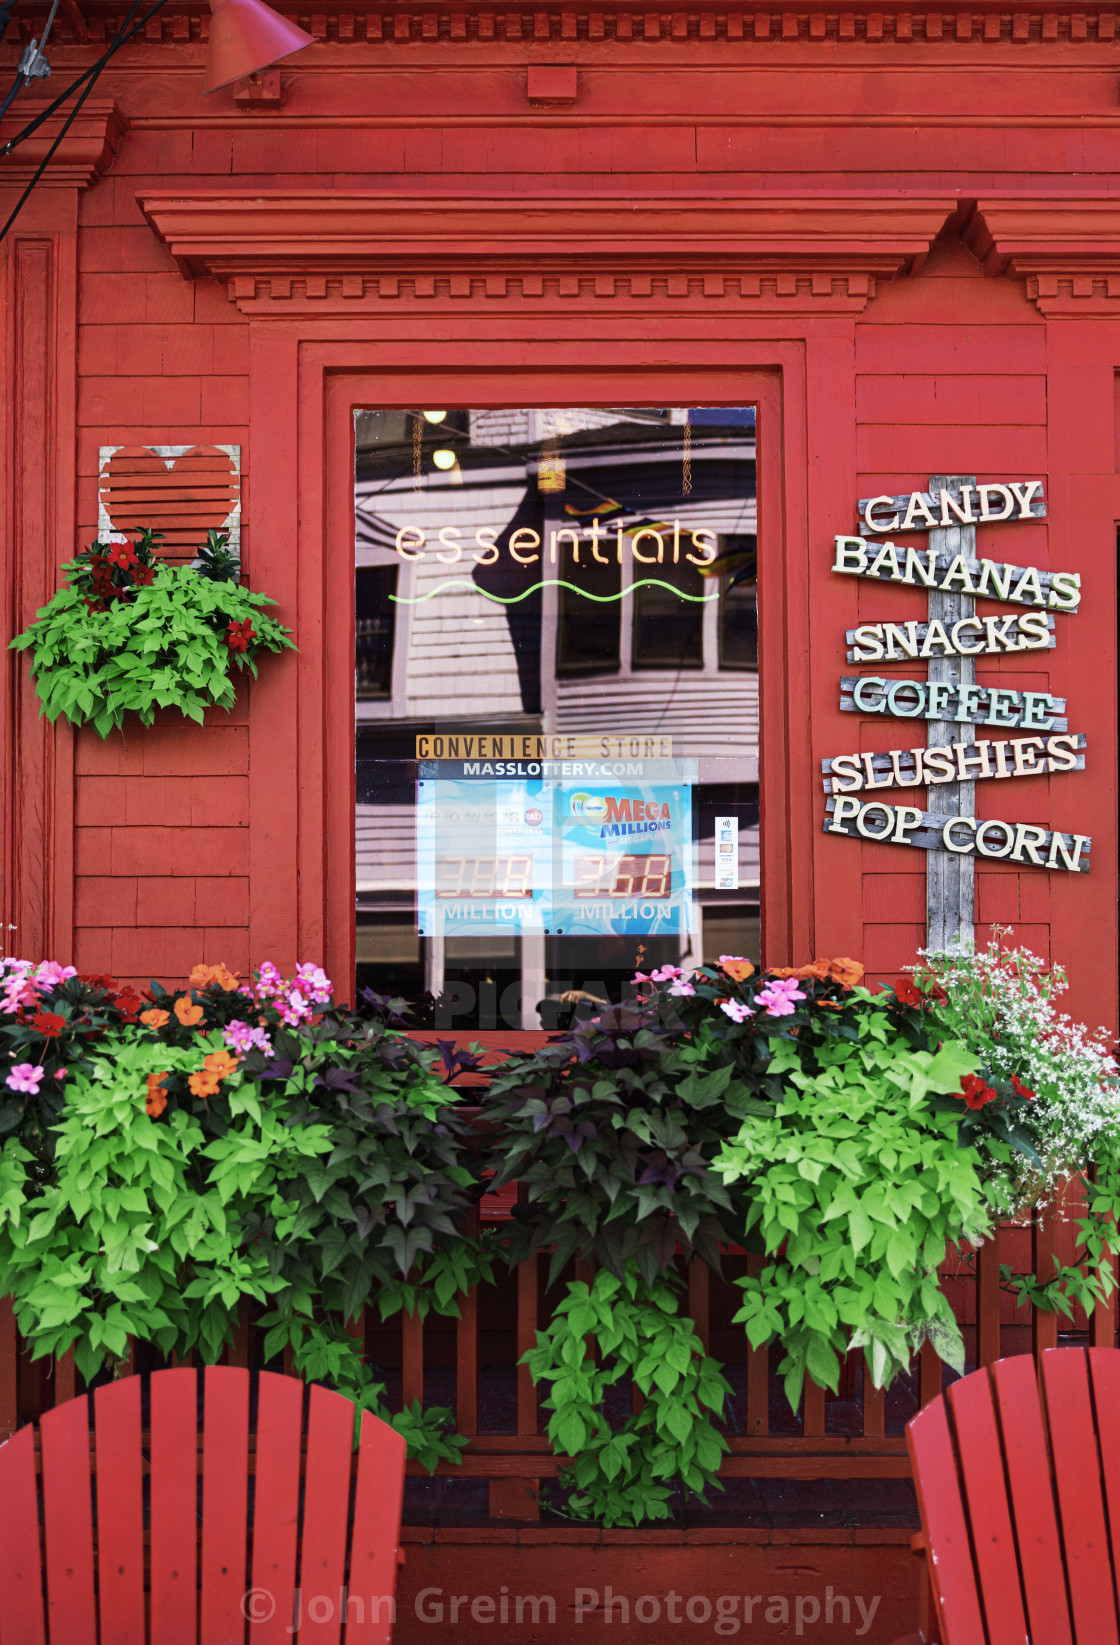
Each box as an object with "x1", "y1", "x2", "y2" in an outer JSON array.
[{"x1": 926, "y1": 474, "x2": 977, "y2": 951}]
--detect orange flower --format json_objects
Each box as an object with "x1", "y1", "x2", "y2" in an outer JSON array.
[
  {"x1": 717, "y1": 957, "x2": 756, "y2": 983},
  {"x1": 771, "y1": 960, "x2": 831, "y2": 982},
  {"x1": 827, "y1": 957, "x2": 865, "y2": 989},
  {"x1": 140, "y1": 1008, "x2": 170, "y2": 1029},
  {"x1": 188, "y1": 963, "x2": 241, "y2": 992},
  {"x1": 202, "y1": 1049, "x2": 239, "y2": 1081},
  {"x1": 188, "y1": 1071, "x2": 220, "y2": 1100},
  {"x1": 173, "y1": 996, "x2": 204, "y2": 1027},
  {"x1": 145, "y1": 1072, "x2": 168, "y2": 1117},
  {"x1": 769, "y1": 957, "x2": 865, "y2": 989}
]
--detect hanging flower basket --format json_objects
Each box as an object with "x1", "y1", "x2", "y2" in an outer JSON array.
[{"x1": 8, "y1": 529, "x2": 295, "y2": 737}]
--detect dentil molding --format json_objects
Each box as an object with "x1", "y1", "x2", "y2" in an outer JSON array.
[{"x1": 139, "y1": 190, "x2": 958, "y2": 315}]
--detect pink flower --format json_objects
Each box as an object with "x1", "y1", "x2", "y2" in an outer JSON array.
[
  {"x1": 55, "y1": 1068, "x2": 68, "y2": 1081},
  {"x1": 295, "y1": 963, "x2": 332, "y2": 1004},
  {"x1": 223, "y1": 1020, "x2": 274, "y2": 1056},
  {"x1": 650, "y1": 964, "x2": 685, "y2": 984},
  {"x1": 720, "y1": 998, "x2": 753, "y2": 1023},
  {"x1": 631, "y1": 971, "x2": 651, "y2": 985},
  {"x1": 755, "y1": 977, "x2": 807, "y2": 1018},
  {"x1": 277, "y1": 988, "x2": 311, "y2": 1027},
  {"x1": 668, "y1": 979, "x2": 696, "y2": 997},
  {"x1": 6, "y1": 1063, "x2": 44, "y2": 1094},
  {"x1": 34, "y1": 961, "x2": 77, "y2": 990}
]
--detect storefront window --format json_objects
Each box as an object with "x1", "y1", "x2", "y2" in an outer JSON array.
[{"x1": 354, "y1": 407, "x2": 759, "y2": 1029}]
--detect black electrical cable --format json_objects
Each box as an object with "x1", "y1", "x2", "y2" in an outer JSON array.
[
  {"x1": 0, "y1": 0, "x2": 146, "y2": 243},
  {"x1": 0, "y1": 0, "x2": 62, "y2": 131},
  {"x1": 0, "y1": 0, "x2": 168, "y2": 157}
]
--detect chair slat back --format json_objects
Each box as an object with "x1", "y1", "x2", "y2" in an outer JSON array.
[
  {"x1": 945, "y1": 1367, "x2": 1029, "y2": 1645},
  {"x1": 908, "y1": 1347, "x2": 1120, "y2": 1645},
  {"x1": 40, "y1": 1386, "x2": 98, "y2": 1644},
  {"x1": 1040, "y1": 1350, "x2": 1119, "y2": 1645},
  {"x1": 150, "y1": 1366, "x2": 201, "y2": 1645},
  {"x1": 200, "y1": 1365, "x2": 251, "y2": 1645},
  {"x1": 0, "y1": 1423, "x2": 48, "y2": 1645},
  {"x1": 250, "y1": 1370, "x2": 305, "y2": 1644},
  {"x1": 0, "y1": 1366, "x2": 407, "y2": 1645},
  {"x1": 990, "y1": 1354, "x2": 1072, "y2": 1645},
  {"x1": 300, "y1": 1384, "x2": 362, "y2": 1644},
  {"x1": 93, "y1": 1376, "x2": 147, "y2": 1645}
]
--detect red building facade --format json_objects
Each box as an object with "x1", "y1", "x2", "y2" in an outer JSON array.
[{"x1": 2, "y1": 6, "x2": 1119, "y2": 1634}]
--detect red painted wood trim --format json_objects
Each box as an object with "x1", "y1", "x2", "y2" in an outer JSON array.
[{"x1": 140, "y1": 190, "x2": 957, "y2": 280}]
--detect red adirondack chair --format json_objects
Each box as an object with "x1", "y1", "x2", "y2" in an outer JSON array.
[
  {"x1": 0, "y1": 1365, "x2": 407, "y2": 1644},
  {"x1": 894, "y1": 1345, "x2": 1120, "y2": 1645}
]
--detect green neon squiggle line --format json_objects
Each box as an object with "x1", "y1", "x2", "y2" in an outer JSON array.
[{"x1": 391, "y1": 577, "x2": 719, "y2": 606}]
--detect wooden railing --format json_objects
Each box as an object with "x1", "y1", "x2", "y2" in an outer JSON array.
[{"x1": 1, "y1": 1197, "x2": 1113, "y2": 1520}]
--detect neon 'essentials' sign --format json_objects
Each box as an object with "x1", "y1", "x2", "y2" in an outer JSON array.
[{"x1": 394, "y1": 521, "x2": 718, "y2": 566}]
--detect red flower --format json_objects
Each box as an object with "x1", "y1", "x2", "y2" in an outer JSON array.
[
  {"x1": 115, "y1": 989, "x2": 143, "y2": 1023},
  {"x1": 894, "y1": 977, "x2": 922, "y2": 1008},
  {"x1": 106, "y1": 544, "x2": 138, "y2": 571},
  {"x1": 130, "y1": 565, "x2": 155, "y2": 587},
  {"x1": 1010, "y1": 1074, "x2": 1037, "y2": 1102},
  {"x1": 31, "y1": 1011, "x2": 65, "y2": 1038},
  {"x1": 959, "y1": 1074, "x2": 998, "y2": 1110},
  {"x1": 82, "y1": 974, "x2": 115, "y2": 990},
  {"x1": 225, "y1": 618, "x2": 256, "y2": 653}
]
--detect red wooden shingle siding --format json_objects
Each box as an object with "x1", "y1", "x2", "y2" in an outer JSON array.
[
  {"x1": 99, "y1": 444, "x2": 239, "y2": 553},
  {"x1": 906, "y1": 1348, "x2": 1120, "y2": 1645},
  {"x1": 0, "y1": 1366, "x2": 407, "y2": 1644}
]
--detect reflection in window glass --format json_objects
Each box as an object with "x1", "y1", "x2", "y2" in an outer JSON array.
[{"x1": 355, "y1": 408, "x2": 759, "y2": 1029}]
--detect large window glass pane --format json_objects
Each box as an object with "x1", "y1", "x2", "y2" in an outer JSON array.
[{"x1": 354, "y1": 407, "x2": 759, "y2": 1029}]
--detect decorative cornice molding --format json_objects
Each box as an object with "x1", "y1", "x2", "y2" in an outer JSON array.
[
  {"x1": 968, "y1": 195, "x2": 1120, "y2": 314},
  {"x1": 12, "y1": 4, "x2": 1120, "y2": 46},
  {"x1": 0, "y1": 100, "x2": 126, "y2": 191},
  {"x1": 139, "y1": 189, "x2": 956, "y2": 313}
]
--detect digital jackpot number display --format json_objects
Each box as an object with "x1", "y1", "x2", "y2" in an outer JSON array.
[
  {"x1": 416, "y1": 762, "x2": 696, "y2": 936},
  {"x1": 572, "y1": 853, "x2": 673, "y2": 899},
  {"x1": 435, "y1": 855, "x2": 535, "y2": 898}
]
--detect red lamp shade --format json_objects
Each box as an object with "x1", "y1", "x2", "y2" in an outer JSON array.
[{"x1": 204, "y1": 0, "x2": 314, "y2": 94}]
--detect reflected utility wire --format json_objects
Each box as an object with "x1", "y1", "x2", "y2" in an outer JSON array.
[{"x1": 0, "y1": 0, "x2": 160, "y2": 243}]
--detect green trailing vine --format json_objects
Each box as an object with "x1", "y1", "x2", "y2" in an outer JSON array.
[
  {"x1": 8, "y1": 529, "x2": 293, "y2": 736},
  {"x1": 525, "y1": 1269, "x2": 731, "y2": 1527}
]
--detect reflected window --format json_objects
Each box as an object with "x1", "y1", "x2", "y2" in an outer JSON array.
[
  {"x1": 632, "y1": 561, "x2": 705, "y2": 669},
  {"x1": 355, "y1": 566, "x2": 397, "y2": 699},
  {"x1": 354, "y1": 407, "x2": 760, "y2": 1029},
  {"x1": 719, "y1": 535, "x2": 757, "y2": 670},
  {"x1": 556, "y1": 532, "x2": 621, "y2": 675}
]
